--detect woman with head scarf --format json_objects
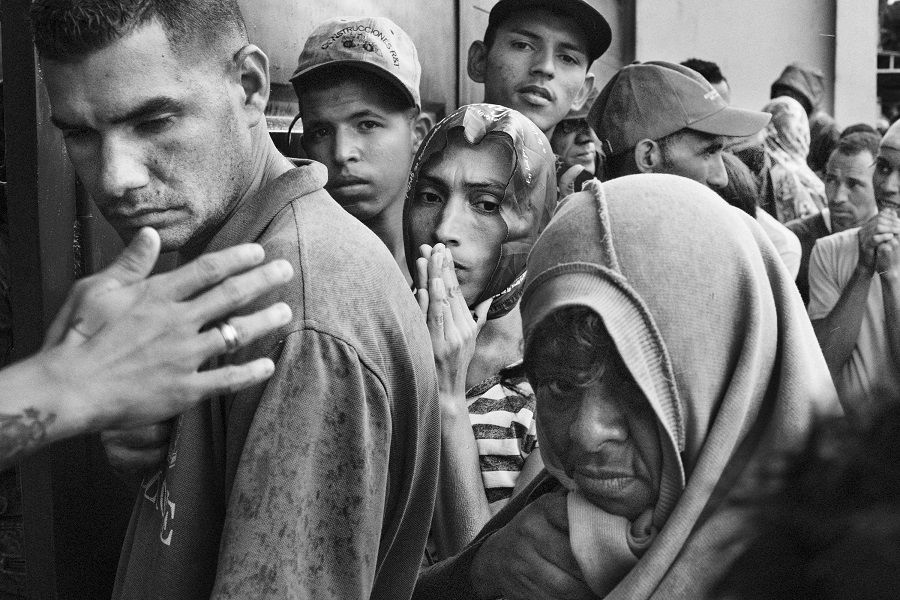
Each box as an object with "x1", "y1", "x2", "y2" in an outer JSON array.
[
  {"x1": 414, "y1": 175, "x2": 839, "y2": 599},
  {"x1": 760, "y1": 96, "x2": 827, "y2": 223},
  {"x1": 404, "y1": 104, "x2": 557, "y2": 559}
]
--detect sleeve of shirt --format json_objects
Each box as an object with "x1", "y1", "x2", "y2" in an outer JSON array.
[
  {"x1": 210, "y1": 329, "x2": 393, "y2": 599},
  {"x1": 807, "y1": 238, "x2": 841, "y2": 319}
]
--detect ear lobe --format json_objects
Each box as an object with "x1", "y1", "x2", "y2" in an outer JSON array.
[
  {"x1": 634, "y1": 139, "x2": 661, "y2": 174},
  {"x1": 233, "y1": 44, "x2": 270, "y2": 127},
  {"x1": 570, "y1": 71, "x2": 596, "y2": 111},
  {"x1": 467, "y1": 41, "x2": 488, "y2": 84},
  {"x1": 412, "y1": 113, "x2": 433, "y2": 153}
]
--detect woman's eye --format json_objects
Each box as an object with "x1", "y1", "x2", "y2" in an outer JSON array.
[
  {"x1": 416, "y1": 191, "x2": 442, "y2": 204},
  {"x1": 472, "y1": 196, "x2": 501, "y2": 213}
]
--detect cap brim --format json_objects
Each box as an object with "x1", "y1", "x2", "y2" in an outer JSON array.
[
  {"x1": 489, "y1": 0, "x2": 611, "y2": 63},
  {"x1": 290, "y1": 60, "x2": 418, "y2": 109},
  {"x1": 689, "y1": 105, "x2": 771, "y2": 138}
]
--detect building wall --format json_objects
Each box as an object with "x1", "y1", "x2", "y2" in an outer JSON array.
[
  {"x1": 239, "y1": 0, "x2": 457, "y2": 115},
  {"x1": 634, "y1": 0, "x2": 845, "y2": 120}
]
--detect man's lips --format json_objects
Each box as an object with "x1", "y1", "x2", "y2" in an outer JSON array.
[
  {"x1": 113, "y1": 207, "x2": 174, "y2": 221},
  {"x1": 330, "y1": 175, "x2": 370, "y2": 189},
  {"x1": 518, "y1": 85, "x2": 554, "y2": 107}
]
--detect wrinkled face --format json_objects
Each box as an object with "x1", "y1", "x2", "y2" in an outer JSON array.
[
  {"x1": 535, "y1": 339, "x2": 662, "y2": 520},
  {"x1": 482, "y1": 10, "x2": 590, "y2": 136},
  {"x1": 300, "y1": 76, "x2": 417, "y2": 223},
  {"x1": 874, "y1": 126, "x2": 900, "y2": 214},
  {"x1": 408, "y1": 133, "x2": 512, "y2": 304},
  {"x1": 551, "y1": 118, "x2": 597, "y2": 174},
  {"x1": 42, "y1": 21, "x2": 250, "y2": 251},
  {"x1": 825, "y1": 150, "x2": 877, "y2": 233},
  {"x1": 658, "y1": 130, "x2": 728, "y2": 190}
]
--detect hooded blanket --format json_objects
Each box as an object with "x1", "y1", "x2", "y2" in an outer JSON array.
[{"x1": 414, "y1": 174, "x2": 840, "y2": 599}]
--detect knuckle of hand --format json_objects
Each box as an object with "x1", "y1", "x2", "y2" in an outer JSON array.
[{"x1": 196, "y1": 255, "x2": 226, "y2": 284}]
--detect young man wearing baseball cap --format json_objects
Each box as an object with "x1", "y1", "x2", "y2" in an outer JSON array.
[
  {"x1": 291, "y1": 17, "x2": 430, "y2": 283},
  {"x1": 467, "y1": 0, "x2": 610, "y2": 138},
  {"x1": 590, "y1": 61, "x2": 770, "y2": 189}
]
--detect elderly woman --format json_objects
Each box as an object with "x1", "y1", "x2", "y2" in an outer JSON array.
[
  {"x1": 414, "y1": 175, "x2": 839, "y2": 599},
  {"x1": 405, "y1": 104, "x2": 557, "y2": 558}
]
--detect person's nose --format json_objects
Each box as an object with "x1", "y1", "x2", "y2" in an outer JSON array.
[
  {"x1": 433, "y1": 196, "x2": 467, "y2": 248},
  {"x1": 529, "y1": 47, "x2": 555, "y2": 79},
  {"x1": 707, "y1": 155, "x2": 728, "y2": 189},
  {"x1": 98, "y1": 134, "x2": 150, "y2": 199},
  {"x1": 879, "y1": 169, "x2": 900, "y2": 199},
  {"x1": 568, "y1": 397, "x2": 628, "y2": 454},
  {"x1": 332, "y1": 127, "x2": 361, "y2": 165},
  {"x1": 831, "y1": 182, "x2": 850, "y2": 206}
]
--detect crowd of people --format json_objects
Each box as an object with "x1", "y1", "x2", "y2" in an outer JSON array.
[{"x1": 2, "y1": 0, "x2": 899, "y2": 597}]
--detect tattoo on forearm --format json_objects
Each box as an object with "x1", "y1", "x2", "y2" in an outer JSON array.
[{"x1": 0, "y1": 408, "x2": 57, "y2": 466}]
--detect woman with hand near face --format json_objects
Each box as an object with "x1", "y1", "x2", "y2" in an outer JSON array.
[
  {"x1": 404, "y1": 104, "x2": 557, "y2": 559},
  {"x1": 415, "y1": 175, "x2": 840, "y2": 600}
]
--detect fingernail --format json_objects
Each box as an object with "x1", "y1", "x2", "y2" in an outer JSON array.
[
  {"x1": 275, "y1": 303, "x2": 292, "y2": 323},
  {"x1": 272, "y1": 259, "x2": 294, "y2": 280}
]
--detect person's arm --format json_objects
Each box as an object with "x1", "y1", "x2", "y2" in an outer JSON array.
[
  {"x1": 210, "y1": 329, "x2": 395, "y2": 598},
  {"x1": 416, "y1": 244, "x2": 493, "y2": 558},
  {"x1": 0, "y1": 227, "x2": 293, "y2": 470},
  {"x1": 414, "y1": 476, "x2": 593, "y2": 600},
  {"x1": 810, "y1": 218, "x2": 888, "y2": 379},
  {"x1": 876, "y1": 212, "x2": 900, "y2": 366}
]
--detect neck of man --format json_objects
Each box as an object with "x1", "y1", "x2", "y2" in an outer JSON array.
[
  {"x1": 179, "y1": 126, "x2": 293, "y2": 261},
  {"x1": 466, "y1": 302, "x2": 524, "y2": 390},
  {"x1": 360, "y1": 191, "x2": 412, "y2": 285}
]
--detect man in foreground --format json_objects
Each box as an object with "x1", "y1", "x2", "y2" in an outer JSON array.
[{"x1": 31, "y1": 1, "x2": 439, "y2": 597}]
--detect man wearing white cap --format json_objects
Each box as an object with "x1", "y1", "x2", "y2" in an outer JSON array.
[
  {"x1": 590, "y1": 61, "x2": 771, "y2": 188},
  {"x1": 291, "y1": 17, "x2": 430, "y2": 284}
]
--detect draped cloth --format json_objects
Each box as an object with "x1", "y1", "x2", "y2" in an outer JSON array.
[
  {"x1": 759, "y1": 96, "x2": 827, "y2": 222},
  {"x1": 520, "y1": 175, "x2": 840, "y2": 598},
  {"x1": 403, "y1": 103, "x2": 557, "y2": 319}
]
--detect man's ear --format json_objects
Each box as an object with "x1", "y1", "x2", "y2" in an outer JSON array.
[
  {"x1": 467, "y1": 41, "x2": 488, "y2": 84},
  {"x1": 634, "y1": 139, "x2": 662, "y2": 174},
  {"x1": 232, "y1": 44, "x2": 270, "y2": 127},
  {"x1": 569, "y1": 71, "x2": 596, "y2": 112},
  {"x1": 411, "y1": 112, "x2": 433, "y2": 153}
]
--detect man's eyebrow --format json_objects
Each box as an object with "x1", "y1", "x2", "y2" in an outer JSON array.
[
  {"x1": 51, "y1": 96, "x2": 184, "y2": 130},
  {"x1": 505, "y1": 27, "x2": 587, "y2": 56}
]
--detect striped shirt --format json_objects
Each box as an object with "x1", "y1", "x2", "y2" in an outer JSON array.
[{"x1": 466, "y1": 370, "x2": 538, "y2": 512}]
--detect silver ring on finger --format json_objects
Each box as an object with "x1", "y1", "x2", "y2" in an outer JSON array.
[{"x1": 216, "y1": 320, "x2": 240, "y2": 353}]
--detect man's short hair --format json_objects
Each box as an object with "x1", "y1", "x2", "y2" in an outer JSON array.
[
  {"x1": 680, "y1": 58, "x2": 726, "y2": 85},
  {"x1": 31, "y1": 0, "x2": 247, "y2": 62},
  {"x1": 833, "y1": 131, "x2": 881, "y2": 161}
]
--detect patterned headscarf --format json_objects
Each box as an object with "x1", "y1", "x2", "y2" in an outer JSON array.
[
  {"x1": 404, "y1": 104, "x2": 557, "y2": 319},
  {"x1": 761, "y1": 96, "x2": 827, "y2": 221}
]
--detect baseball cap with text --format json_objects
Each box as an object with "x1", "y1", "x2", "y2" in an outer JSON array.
[
  {"x1": 588, "y1": 61, "x2": 771, "y2": 156},
  {"x1": 291, "y1": 16, "x2": 421, "y2": 110}
]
